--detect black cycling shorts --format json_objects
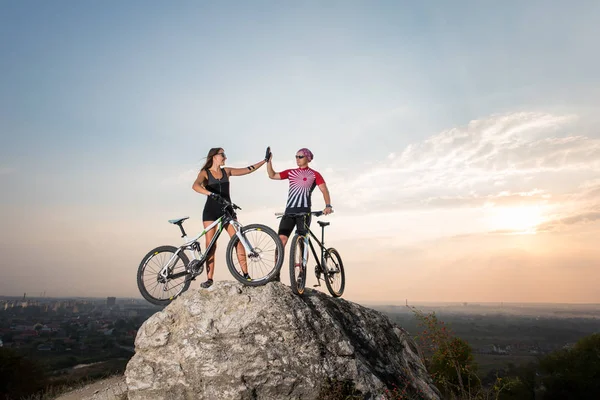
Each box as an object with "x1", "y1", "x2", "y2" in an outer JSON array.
[
  {"x1": 278, "y1": 214, "x2": 311, "y2": 238},
  {"x1": 203, "y1": 204, "x2": 236, "y2": 225}
]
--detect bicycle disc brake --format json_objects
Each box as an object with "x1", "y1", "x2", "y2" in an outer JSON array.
[{"x1": 247, "y1": 248, "x2": 261, "y2": 261}]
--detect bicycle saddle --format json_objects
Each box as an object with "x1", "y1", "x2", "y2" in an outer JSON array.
[
  {"x1": 318, "y1": 221, "x2": 330, "y2": 227},
  {"x1": 168, "y1": 217, "x2": 189, "y2": 225}
]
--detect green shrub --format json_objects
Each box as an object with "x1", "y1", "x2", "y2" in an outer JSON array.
[{"x1": 0, "y1": 348, "x2": 46, "y2": 399}]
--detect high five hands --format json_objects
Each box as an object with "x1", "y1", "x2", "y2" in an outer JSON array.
[{"x1": 265, "y1": 146, "x2": 272, "y2": 162}]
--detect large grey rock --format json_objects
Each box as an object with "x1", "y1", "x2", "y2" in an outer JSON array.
[{"x1": 125, "y1": 281, "x2": 440, "y2": 400}]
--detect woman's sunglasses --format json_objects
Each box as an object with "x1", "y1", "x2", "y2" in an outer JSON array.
[
  {"x1": 295, "y1": 155, "x2": 305, "y2": 159},
  {"x1": 217, "y1": 152, "x2": 226, "y2": 157}
]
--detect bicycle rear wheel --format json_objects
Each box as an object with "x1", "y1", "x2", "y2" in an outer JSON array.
[
  {"x1": 226, "y1": 224, "x2": 284, "y2": 286},
  {"x1": 323, "y1": 248, "x2": 345, "y2": 297},
  {"x1": 289, "y1": 234, "x2": 307, "y2": 295},
  {"x1": 137, "y1": 245, "x2": 191, "y2": 306}
]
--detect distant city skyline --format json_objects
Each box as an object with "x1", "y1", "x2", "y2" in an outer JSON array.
[{"x1": 1, "y1": 1, "x2": 599, "y2": 303}]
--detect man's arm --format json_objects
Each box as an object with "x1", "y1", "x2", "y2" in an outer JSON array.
[
  {"x1": 267, "y1": 154, "x2": 282, "y2": 180},
  {"x1": 318, "y1": 183, "x2": 333, "y2": 215}
]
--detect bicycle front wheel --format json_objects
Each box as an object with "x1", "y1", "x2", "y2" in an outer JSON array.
[
  {"x1": 137, "y1": 245, "x2": 191, "y2": 306},
  {"x1": 226, "y1": 224, "x2": 284, "y2": 286},
  {"x1": 289, "y1": 234, "x2": 307, "y2": 295},
  {"x1": 323, "y1": 248, "x2": 345, "y2": 297}
]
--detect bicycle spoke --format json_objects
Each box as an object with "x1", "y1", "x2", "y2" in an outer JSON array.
[
  {"x1": 323, "y1": 248, "x2": 345, "y2": 297},
  {"x1": 137, "y1": 247, "x2": 191, "y2": 305},
  {"x1": 228, "y1": 226, "x2": 281, "y2": 282}
]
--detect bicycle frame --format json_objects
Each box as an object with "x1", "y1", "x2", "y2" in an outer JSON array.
[
  {"x1": 292, "y1": 214, "x2": 331, "y2": 278},
  {"x1": 301, "y1": 227, "x2": 328, "y2": 273},
  {"x1": 158, "y1": 210, "x2": 257, "y2": 281}
]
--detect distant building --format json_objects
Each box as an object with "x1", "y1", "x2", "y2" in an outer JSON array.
[
  {"x1": 107, "y1": 297, "x2": 116, "y2": 307},
  {"x1": 492, "y1": 344, "x2": 509, "y2": 354},
  {"x1": 37, "y1": 343, "x2": 52, "y2": 351}
]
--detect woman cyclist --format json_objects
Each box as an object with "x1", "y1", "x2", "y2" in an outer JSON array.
[{"x1": 192, "y1": 147, "x2": 271, "y2": 288}]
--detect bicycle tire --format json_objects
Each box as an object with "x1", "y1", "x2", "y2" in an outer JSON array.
[
  {"x1": 226, "y1": 224, "x2": 284, "y2": 286},
  {"x1": 323, "y1": 247, "x2": 345, "y2": 297},
  {"x1": 289, "y1": 234, "x2": 307, "y2": 295},
  {"x1": 137, "y1": 245, "x2": 191, "y2": 306}
]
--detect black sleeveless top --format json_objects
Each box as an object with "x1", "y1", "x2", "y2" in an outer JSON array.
[
  {"x1": 203, "y1": 168, "x2": 233, "y2": 221},
  {"x1": 205, "y1": 168, "x2": 231, "y2": 200}
]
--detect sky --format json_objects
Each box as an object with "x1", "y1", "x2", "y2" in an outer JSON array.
[{"x1": 1, "y1": 1, "x2": 599, "y2": 304}]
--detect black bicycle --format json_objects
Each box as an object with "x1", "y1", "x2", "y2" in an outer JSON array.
[
  {"x1": 276, "y1": 211, "x2": 345, "y2": 297},
  {"x1": 138, "y1": 198, "x2": 284, "y2": 306}
]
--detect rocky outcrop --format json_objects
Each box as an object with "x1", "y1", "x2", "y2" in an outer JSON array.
[{"x1": 125, "y1": 282, "x2": 440, "y2": 399}]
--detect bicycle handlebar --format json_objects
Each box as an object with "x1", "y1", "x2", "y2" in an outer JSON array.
[
  {"x1": 275, "y1": 211, "x2": 324, "y2": 219},
  {"x1": 211, "y1": 194, "x2": 241, "y2": 211},
  {"x1": 222, "y1": 199, "x2": 241, "y2": 211}
]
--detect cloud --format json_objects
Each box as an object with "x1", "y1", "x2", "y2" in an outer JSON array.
[
  {"x1": 332, "y1": 112, "x2": 600, "y2": 216},
  {"x1": 537, "y1": 209, "x2": 600, "y2": 232},
  {"x1": 424, "y1": 189, "x2": 551, "y2": 209},
  {"x1": 567, "y1": 179, "x2": 600, "y2": 203},
  {"x1": 391, "y1": 112, "x2": 581, "y2": 172},
  {"x1": 531, "y1": 179, "x2": 600, "y2": 232}
]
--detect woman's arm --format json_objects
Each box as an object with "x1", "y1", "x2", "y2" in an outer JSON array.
[
  {"x1": 226, "y1": 159, "x2": 267, "y2": 177},
  {"x1": 192, "y1": 170, "x2": 212, "y2": 196}
]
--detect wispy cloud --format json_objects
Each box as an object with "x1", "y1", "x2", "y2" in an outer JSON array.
[
  {"x1": 424, "y1": 189, "x2": 551, "y2": 209},
  {"x1": 334, "y1": 112, "x2": 600, "y2": 218},
  {"x1": 537, "y1": 209, "x2": 600, "y2": 232}
]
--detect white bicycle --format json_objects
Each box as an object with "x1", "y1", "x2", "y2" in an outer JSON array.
[{"x1": 137, "y1": 198, "x2": 283, "y2": 306}]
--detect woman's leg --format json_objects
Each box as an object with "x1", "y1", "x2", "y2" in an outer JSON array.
[
  {"x1": 203, "y1": 221, "x2": 217, "y2": 286},
  {"x1": 226, "y1": 224, "x2": 249, "y2": 275}
]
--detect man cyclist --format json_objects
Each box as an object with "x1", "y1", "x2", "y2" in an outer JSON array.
[{"x1": 267, "y1": 147, "x2": 333, "y2": 256}]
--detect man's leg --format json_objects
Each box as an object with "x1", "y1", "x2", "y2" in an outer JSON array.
[
  {"x1": 279, "y1": 235, "x2": 289, "y2": 248},
  {"x1": 273, "y1": 217, "x2": 294, "y2": 281}
]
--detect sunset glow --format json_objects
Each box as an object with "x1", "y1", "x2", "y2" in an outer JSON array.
[
  {"x1": 1, "y1": 2, "x2": 599, "y2": 303},
  {"x1": 485, "y1": 206, "x2": 546, "y2": 234}
]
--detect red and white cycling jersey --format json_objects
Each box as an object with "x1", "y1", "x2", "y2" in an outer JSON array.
[{"x1": 280, "y1": 167, "x2": 325, "y2": 213}]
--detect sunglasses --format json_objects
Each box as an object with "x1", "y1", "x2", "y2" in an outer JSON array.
[
  {"x1": 217, "y1": 152, "x2": 226, "y2": 158},
  {"x1": 295, "y1": 155, "x2": 305, "y2": 159}
]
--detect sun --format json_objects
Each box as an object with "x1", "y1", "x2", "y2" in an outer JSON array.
[{"x1": 485, "y1": 206, "x2": 545, "y2": 233}]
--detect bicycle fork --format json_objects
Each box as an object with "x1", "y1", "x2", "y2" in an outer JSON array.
[
  {"x1": 303, "y1": 236, "x2": 309, "y2": 269},
  {"x1": 232, "y1": 222, "x2": 259, "y2": 257}
]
